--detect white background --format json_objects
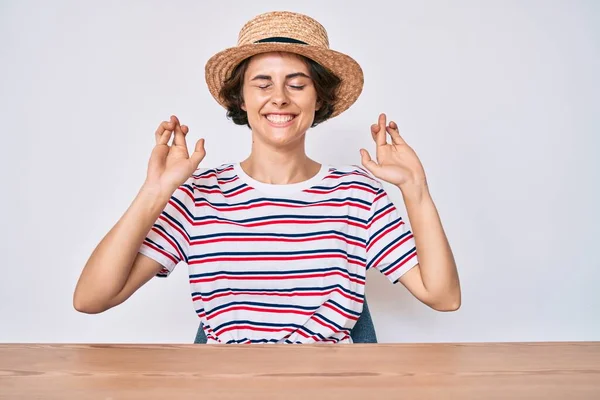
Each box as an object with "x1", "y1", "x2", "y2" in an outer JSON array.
[{"x1": 1, "y1": 0, "x2": 598, "y2": 343}]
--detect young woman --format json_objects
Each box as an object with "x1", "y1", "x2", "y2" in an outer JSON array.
[{"x1": 74, "y1": 11, "x2": 460, "y2": 344}]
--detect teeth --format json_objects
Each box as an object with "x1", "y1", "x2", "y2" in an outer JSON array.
[{"x1": 266, "y1": 114, "x2": 295, "y2": 123}]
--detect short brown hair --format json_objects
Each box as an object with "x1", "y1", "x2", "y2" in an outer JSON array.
[{"x1": 219, "y1": 53, "x2": 342, "y2": 129}]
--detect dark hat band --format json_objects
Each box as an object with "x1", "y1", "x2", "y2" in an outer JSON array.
[{"x1": 254, "y1": 37, "x2": 308, "y2": 45}]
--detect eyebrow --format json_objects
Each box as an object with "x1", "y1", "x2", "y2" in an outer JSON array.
[{"x1": 250, "y1": 72, "x2": 311, "y2": 81}]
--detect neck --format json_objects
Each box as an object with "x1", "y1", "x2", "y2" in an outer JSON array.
[{"x1": 240, "y1": 137, "x2": 320, "y2": 185}]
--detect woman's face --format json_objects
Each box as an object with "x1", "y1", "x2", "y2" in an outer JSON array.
[{"x1": 241, "y1": 52, "x2": 320, "y2": 148}]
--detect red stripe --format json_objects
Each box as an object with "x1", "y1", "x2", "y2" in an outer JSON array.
[
  {"x1": 367, "y1": 220, "x2": 404, "y2": 252},
  {"x1": 296, "y1": 330, "x2": 310, "y2": 339},
  {"x1": 217, "y1": 176, "x2": 240, "y2": 185},
  {"x1": 149, "y1": 224, "x2": 184, "y2": 261},
  {"x1": 217, "y1": 324, "x2": 296, "y2": 335},
  {"x1": 175, "y1": 185, "x2": 195, "y2": 202},
  {"x1": 209, "y1": 305, "x2": 314, "y2": 319},
  {"x1": 367, "y1": 205, "x2": 394, "y2": 229},
  {"x1": 326, "y1": 171, "x2": 373, "y2": 180},
  {"x1": 191, "y1": 234, "x2": 365, "y2": 249},
  {"x1": 310, "y1": 315, "x2": 339, "y2": 333},
  {"x1": 191, "y1": 218, "x2": 366, "y2": 229},
  {"x1": 193, "y1": 166, "x2": 234, "y2": 180},
  {"x1": 195, "y1": 199, "x2": 370, "y2": 212},
  {"x1": 322, "y1": 302, "x2": 360, "y2": 321},
  {"x1": 211, "y1": 323, "x2": 349, "y2": 344},
  {"x1": 304, "y1": 184, "x2": 378, "y2": 195},
  {"x1": 373, "y1": 234, "x2": 415, "y2": 269},
  {"x1": 196, "y1": 185, "x2": 253, "y2": 198},
  {"x1": 141, "y1": 241, "x2": 178, "y2": 265},
  {"x1": 165, "y1": 202, "x2": 192, "y2": 242},
  {"x1": 189, "y1": 253, "x2": 365, "y2": 267},
  {"x1": 373, "y1": 191, "x2": 386, "y2": 203}
]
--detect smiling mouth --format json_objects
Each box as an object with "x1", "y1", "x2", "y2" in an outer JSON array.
[{"x1": 264, "y1": 114, "x2": 297, "y2": 125}]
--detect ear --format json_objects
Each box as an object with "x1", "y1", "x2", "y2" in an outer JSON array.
[
  {"x1": 241, "y1": 102, "x2": 246, "y2": 112},
  {"x1": 315, "y1": 100, "x2": 322, "y2": 112}
]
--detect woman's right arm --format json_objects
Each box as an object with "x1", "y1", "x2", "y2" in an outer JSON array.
[
  {"x1": 73, "y1": 186, "x2": 170, "y2": 314},
  {"x1": 73, "y1": 115, "x2": 206, "y2": 314}
]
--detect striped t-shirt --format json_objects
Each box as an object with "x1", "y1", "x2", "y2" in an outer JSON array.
[{"x1": 138, "y1": 162, "x2": 419, "y2": 344}]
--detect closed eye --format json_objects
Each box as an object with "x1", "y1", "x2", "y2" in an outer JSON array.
[{"x1": 256, "y1": 84, "x2": 305, "y2": 90}]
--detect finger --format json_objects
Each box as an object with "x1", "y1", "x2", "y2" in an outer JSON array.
[
  {"x1": 172, "y1": 116, "x2": 186, "y2": 147},
  {"x1": 359, "y1": 148, "x2": 382, "y2": 177},
  {"x1": 155, "y1": 120, "x2": 175, "y2": 144},
  {"x1": 371, "y1": 117, "x2": 386, "y2": 143},
  {"x1": 157, "y1": 130, "x2": 172, "y2": 146},
  {"x1": 156, "y1": 124, "x2": 175, "y2": 146},
  {"x1": 181, "y1": 125, "x2": 189, "y2": 135},
  {"x1": 189, "y1": 138, "x2": 206, "y2": 169},
  {"x1": 375, "y1": 113, "x2": 387, "y2": 146},
  {"x1": 386, "y1": 120, "x2": 406, "y2": 145},
  {"x1": 370, "y1": 124, "x2": 379, "y2": 142}
]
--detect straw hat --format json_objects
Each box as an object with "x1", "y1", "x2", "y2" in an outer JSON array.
[{"x1": 204, "y1": 11, "x2": 364, "y2": 118}]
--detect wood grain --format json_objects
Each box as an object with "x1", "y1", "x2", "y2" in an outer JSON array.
[{"x1": 0, "y1": 342, "x2": 599, "y2": 399}]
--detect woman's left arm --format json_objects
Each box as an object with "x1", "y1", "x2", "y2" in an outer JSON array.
[
  {"x1": 360, "y1": 113, "x2": 461, "y2": 312},
  {"x1": 396, "y1": 182, "x2": 461, "y2": 311}
]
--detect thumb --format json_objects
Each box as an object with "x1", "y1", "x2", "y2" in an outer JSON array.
[
  {"x1": 189, "y1": 138, "x2": 206, "y2": 169},
  {"x1": 360, "y1": 149, "x2": 381, "y2": 177},
  {"x1": 147, "y1": 144, "x2": 169, "y2": 178}
]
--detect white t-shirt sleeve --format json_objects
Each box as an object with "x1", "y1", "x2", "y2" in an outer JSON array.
[
  {"x1": 366, "y1": 180, "x2": 419, "y2": 284},
  {"x1": 138, "y1": 176, "x2": 195, "y2": 278}
]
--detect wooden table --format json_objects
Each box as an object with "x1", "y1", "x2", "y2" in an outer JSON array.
[{"x1": 1, "y1": 342, "x2": 599, "y2": 399}]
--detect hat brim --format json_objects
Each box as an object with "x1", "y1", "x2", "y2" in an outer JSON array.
[{"x1": 204, "y1": 42, "x2": 364, "y2": 118}]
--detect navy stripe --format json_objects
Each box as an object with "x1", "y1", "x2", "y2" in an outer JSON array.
[
  {"x1": 193, "y1": 182, "x2": 248, "y2": 195},
  {"x1": 311, "y1": 180, "x2": 379, "y2": 192},
  {"x1": 366, "y1": 216, "x2": 402, "y2": 247},
  {"x1": 146, "y1": 224, "x2": 187, "y2": 263},
  {"x1": 328, "y1": 299, "x2": 361, "y2": 317},
  {"x1": 190, "y1": 266, "x2": 365, "y2": 280},
  {"x1": 379, "y1": 247, "x2": 417, "y2": 274},
  {"x1": 192, "y1": 284, "x2": 364, "y2": 301},
  {"x1": 312, "y1": 312, "x2": 345, "y2": 331},
  {"x1": 188, "y1": 249, "x2": 366, "y2": 263},
  {"x1": 367, "y1": 230, "x2": 415, "y2": 270},
  {"x1": 214, "y1": 319, "x2": 304, "y2": 331},
  {"x1": 367, "y1": 202, "x2": 395, "y2": 225}
]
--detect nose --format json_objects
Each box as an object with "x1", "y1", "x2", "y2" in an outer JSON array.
[{"x1": 270, "y1": 84, "x2": 289, "y2": 107}]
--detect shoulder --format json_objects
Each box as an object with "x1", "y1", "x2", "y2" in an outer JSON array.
[
  {"x1": 189, "y1": 163, "x2": 236, "y2": 183},
  {"x1": 326, "y1": 164, "x2": 383, "y2": 192}
]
